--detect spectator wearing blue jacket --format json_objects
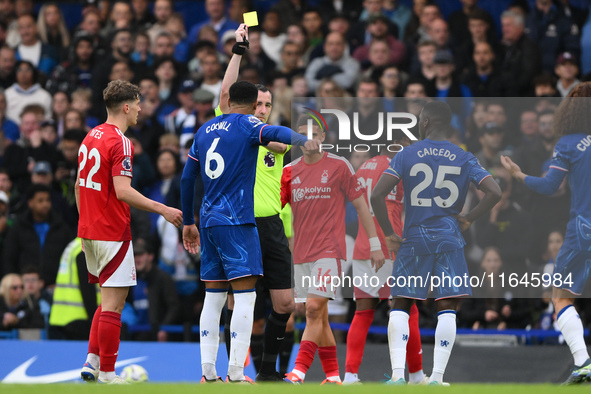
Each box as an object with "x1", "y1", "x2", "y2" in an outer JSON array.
[{"x1": 525, "y1": 0, "x2": 580, "y2": 72}]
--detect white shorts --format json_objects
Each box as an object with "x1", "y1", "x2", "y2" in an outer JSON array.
[
  {"x1": 352, "y1": 259, "x2": 394, "y2": 299},
  {"x1": 293, "y1": 258, "x2": 343, "y2": 303},
  {"x1": 83, "y1": 239, "x2": 136, "y2": 287}
]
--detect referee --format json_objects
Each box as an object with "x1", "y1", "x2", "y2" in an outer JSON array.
[{"x1": 216, "y1": 24, "x2": 294, "y2": 382}]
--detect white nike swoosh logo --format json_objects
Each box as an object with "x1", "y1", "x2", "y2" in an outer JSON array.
[{"x1": 3, "y1": 356, "x2": 148, "y2": 383}]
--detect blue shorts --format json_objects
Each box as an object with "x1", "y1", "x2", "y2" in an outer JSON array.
[
  {"x1": 553, "y1": 247, "x2": 591, "y2": 295},
  {"x1": 391, "y1": 248, "x2": 471, "y2": 300},
  {"x1": 200, "y1": 224, "x2": 263, "y2": 281}
]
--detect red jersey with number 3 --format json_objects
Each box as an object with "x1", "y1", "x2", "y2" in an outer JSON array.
[
  {"x1": 77, "y1": 123, "x2": 134, "y2": 241},
  {"x1": 291, "y1": 152, "x2": 365, "y2": 264},
  {"x1": 353, "y1": 155, "x2": 404, "y2": 260}
]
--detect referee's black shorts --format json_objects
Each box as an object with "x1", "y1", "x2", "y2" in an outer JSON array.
[{"x1": 255, "y1": 214, "x2": 293, "y2": 290}]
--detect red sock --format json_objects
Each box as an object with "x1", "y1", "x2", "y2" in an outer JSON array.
[
  {"x1": 294, "y1": 340, "x2": 318, "y2": 374},
  {"x1": 345, "y1": 309, "x2": 375, "y2": 373},
  {"x1": 88, "y1": 305, "x2": 101, "y2": 356},
  {"x1": 406, "y1": 304, "x2": 423, "y2": 373},
  {"x1": 318, "y1": 346, "x2": 339, "y2": 378},
  {"x1": 98, "y1": 311, "x2": 121, "y2": 372}
]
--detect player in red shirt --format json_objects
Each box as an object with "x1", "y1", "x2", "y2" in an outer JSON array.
[
  {"x1": 280, "y1": 164, "x2": 291, "y2": 209},
  {"x1": 77, "y1": 80, "x2": 182, "y2": 384},
  {"x1": 344, "y1": 132, "x2": 427, "y2": 384},
  {"x1": 284, "y1": 117, "x2": 385, "y2": 384}
]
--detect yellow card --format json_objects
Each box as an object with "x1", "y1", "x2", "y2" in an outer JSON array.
[{"x1": 243, "y1": 11, "x2": 258, "y2": 27}]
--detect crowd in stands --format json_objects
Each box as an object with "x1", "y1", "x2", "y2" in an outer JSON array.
[{"x1": 1, "y1": 0, "x2": 591, "y2": 342}]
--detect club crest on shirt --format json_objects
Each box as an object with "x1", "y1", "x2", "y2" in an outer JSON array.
[
  {"x1": 321, "y1": 170, "x2": 329, "y2": 184},
  {"x1": 122, "y1": 156, "x2": 132, "y2": 171}
]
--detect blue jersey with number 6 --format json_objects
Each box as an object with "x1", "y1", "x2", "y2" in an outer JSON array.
[
  {"x1": 384, "y1": 139, "x2": 491, "y2": 255},
  {"x1": 188, "y1": 113, "x2": 282, "y2": 228}
]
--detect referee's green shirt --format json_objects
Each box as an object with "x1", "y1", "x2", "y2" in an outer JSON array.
[{"x1": 254, "y1": 145, "x2": 290, "y2": 217}]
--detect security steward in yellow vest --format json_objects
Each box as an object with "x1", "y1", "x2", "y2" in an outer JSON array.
[{"x1": 48, "y1": 237, "x2": 100, "y2": 340}]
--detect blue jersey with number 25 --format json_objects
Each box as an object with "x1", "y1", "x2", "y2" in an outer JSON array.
[
  {"x1": 384, "y1": 139, "x2": 491, "y2": 256},
  {"x1": 188, "y1": 113, "x2": 274, "y2": 228}
]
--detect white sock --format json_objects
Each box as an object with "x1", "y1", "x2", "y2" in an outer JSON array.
[
  {"x1": 99, "y1": 371, "x2": 116, "y2": 381},
  {"x1": 556, "y1": 305, "x2": 590, "y2": 366},
  {"x1": 409, "y1": 370, "x2": 425, "y2": 384},
  {"x1": 431, "y1": 310, "x2": 456, "y2": 383},
  {"x1": 227, "y1": 365, "x2": 244, "y2": 381},
  {"x1": 343, "y1": 372, "x2": 358, "y2": 383},
  {"x1": 228, "y1": 289, "x2": 256, "y2": 381},
  {"x1": 292, "y1": 369, "x2": 306, "y2": 380},
  {"x1": 326, "y1": 375, "x2": 341, "y2": 382},
  {"x1": 202, "y1": 363, "x2": 217, "y2": 380},
  {"x1": 85, "y1": 353, "x2": 99, "y2": 368},
  {"x1": 200, "y1": 289, "x2": 228, "y2": 379},
  {"x1": 388, "y1": 310, "x2": 410, "y2": 381}
]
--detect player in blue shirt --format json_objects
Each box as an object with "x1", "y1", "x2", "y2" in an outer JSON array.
[
  {"x1": 180, "y1": 81, "x2": 319, "y2": 383},
  {"x1": 371, "y1": 101, "x2": 501, "y2": 385},
  {"x1": 501, "y1": 83, "x2": 591, "y2": 385}
]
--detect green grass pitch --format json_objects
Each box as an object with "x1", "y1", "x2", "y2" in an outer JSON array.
[{"x1": 2, "y1": 383, "x2": 591, "y2": 394}]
